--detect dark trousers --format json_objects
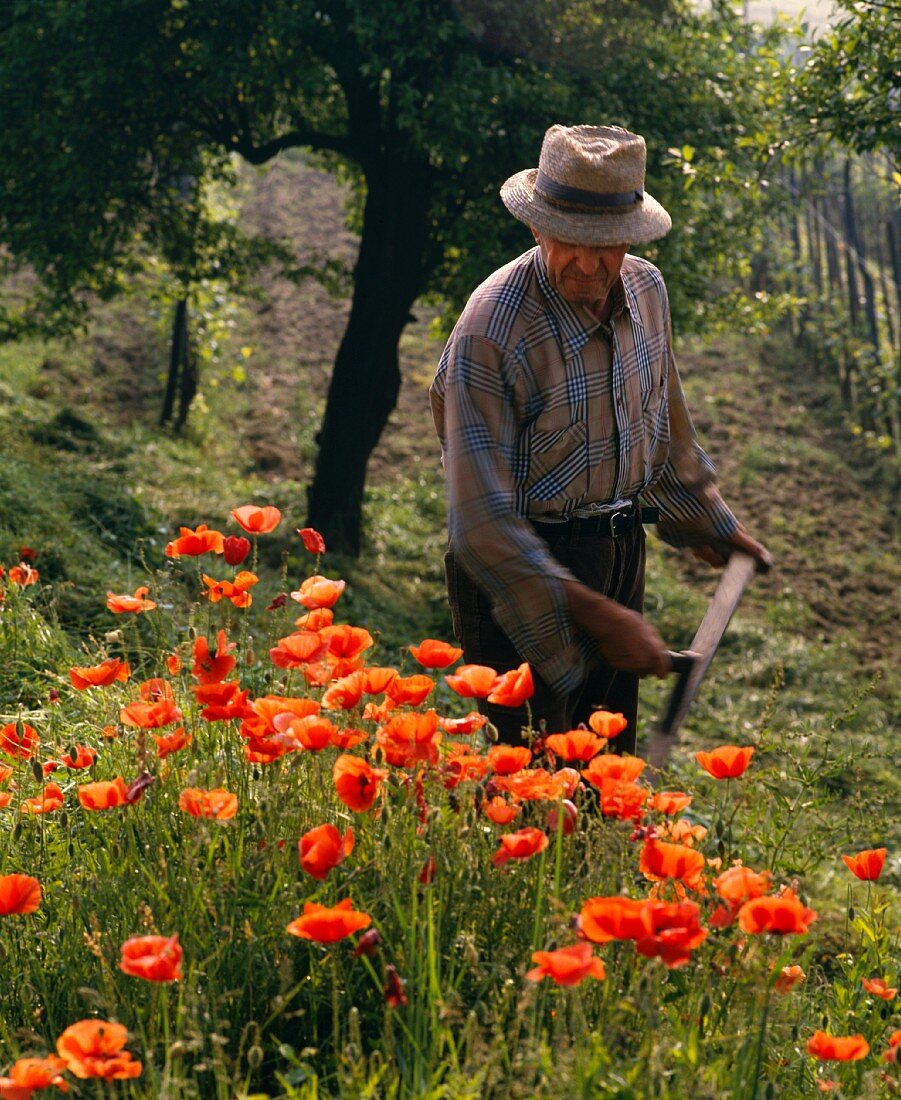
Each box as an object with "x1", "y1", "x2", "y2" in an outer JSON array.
[{"x1": 444, "y1": 524, "x2": 645, "y2": 753}]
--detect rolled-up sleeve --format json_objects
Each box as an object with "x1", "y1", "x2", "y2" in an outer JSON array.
[{"x1": 431, "y1": 332, "x2": 588, "y2": 697}]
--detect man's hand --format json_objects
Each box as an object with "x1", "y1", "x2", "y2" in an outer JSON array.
[
  {"x1": 562, "y1": 580, "x2": 670, "y2": 678},
  {"x1": 691, "y1": 525, "x2": 773, "y2": 571}
]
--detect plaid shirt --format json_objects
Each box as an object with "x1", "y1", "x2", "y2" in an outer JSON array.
[{"x1": 430, "y1": 247, "x2": 738, "y2": 697}]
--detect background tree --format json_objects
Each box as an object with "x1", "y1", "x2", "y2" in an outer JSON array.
[{"x1": 0, "y1": 0, "x2": 790, "y2": 553}]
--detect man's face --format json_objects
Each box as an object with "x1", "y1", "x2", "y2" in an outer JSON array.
[{"x1": 532, "y1": 230, "x2": 629, "y2": 311}]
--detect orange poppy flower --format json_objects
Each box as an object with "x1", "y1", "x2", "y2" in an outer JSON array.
[
  {"x1": 487, "y1": 662, "x2": 534, "y2": 707},
  {"x1": 138, "y1": 678, "x2": 174, "y2": 702},
  {"x1": 298, "y1": 824, "x2": 355, "y2": 880},
  {"x1": 192, "y1": 630, "x2": 237, "y2": 684},
  {"x1": 298, "y1": 527, "x2": 326, "y2": 554},
  {"x1": 295, "y1": 608, "x2": 335, "y2": 631},
  {"x1": 120, "y1": 697, "x2": 182, "y2": 730},
  {"x1": 0, "y1": 722, "x2": 39, "y2": 760},
  {"x1": 482, "y1": 796, "x2": 522, "y2": 825},
  {"x1": 321, "y1": 672, "x2": 366, "y2": 711},
  {"x1": 640, "y1": 839, "x2": 706, "y2": 890},
  {"x1": 695, "y1": 745, "x2": 755, "y2": 779},
  {"x1": 544, "y1": 729, "x2": 607, "y2": 762},
  {"x1": 578, "y1": 896, "x2": 655, "y2": 944},
  {"x1": 492, "y1": 826, "x2": 549, "y2": 867},
  {"x1": 291, "y1": 575, "x2": 346, "y2": 610},
  {"x1": 587, "y1": 710, "x2": 628, "y2": 738},
  {"x1": 152, "y1": 727, "x2": 192, "y2": 760},
  {"x1": 164, "y1": 524, "x2": 225, "y2": 558},
  {"x1": 806, "y1": 1032, "x2": 870, "y2": 1062},
  {"x1": 408, "y1": 639, "x2": 463, "y2": 669},
  {"x1": 841, "y1": 847, "x2": 887, "y2": 881},
  {"x1": 77, "y1": 778, "x2": 128, "y2": 811},
  {"x1": 659, "y1": 819, "x2": 708, "y2": 846},
  {"x1": 714, "y1": 864, "x2": 772, "y2": 905},
  {"x1": 884, "y1": 1031, "x2": 901, "y2": 1064},
  {"x1": 442, "y1": 746, "x2": 489, "y2": 788},
  {"x1": 385, "y1": 674, "x2": 435, "y2": 707},
  {"x1": 106, "y1": 586, "x2": 156, "y2": 614},
  {"x1": 275, "y1": 714, "x2": 337, "y2": 753},
  {"x1": 286, "y1": 898, "x2": 372, "y2": 943},
  {"x1": 439, "y1": 712, "x2": 487, "y2": 736},
  {"x1": 20, "y1": 783, "x2": 64, "y2": 815},
  {"x1": 333, "y1": 754, "x2": 387, "y2": 812},
  {"x1": 487, "y1": 745, "x2": 532, "y2": 775},
  {"x1": 320, "y1": 624, "x2": 374, "y2": 663},
  {"x1": 774, "y1": 964, "x2": 806, "y2": 993},
  {"x1": 376, "y1": 710, "x2": 442, "y2": 767},
  {"x1": 526, "y1": 942, "x2": 606, "y2": 986},
  {"x1": 269, "y1": 631, "x2": 327, "y2": 671},
  {"x1": 582, "y1": 753, "x2": 645, "y2": 785},
  {"x1": 0, "y1": 792, "x2": 14, "y2": 809},
  {"x1": 596, "y1": 778, "x2": 648, "y2": 821},
  {"x1": 69, "y1": 657, "x2": 130, "y2": 690},
  {"x1": 862, "y1": 977, "x2": 897, "y2": 1000},
  {"x1": 56, "y1": 1020, "x2": 142, "y2": 1080},
  {"x1": 0, "y1": 1055, "x2": 68, "y2": 1094},
  {"x1": 493, "y1": 767, "x2": 566, "y2": 802},
  {"x1": 119, "y1": 934, "x2": 183, "y2": 982},
  {"x1": 354, "y1": 666, "x2": 395, "y2": 695},
  {"x1": 0, "y1": 874, "x2": 42, "y2": 915},
  {"x1": 737, "y1": 890, "x2": 818, "y2": 935},
  {"x1": 635, "y1": 901, "x2": 708, "y2": 968},
  {"x1": 231, "y1": 504, "x2": 282, "y2": 534},
  {"x1": 444, "y1": 664, "x2": 498, "y2": 698},
  {"x1": 8, "y1": 563, "x2": 39, "y2": 586},
  {"x1": 201, "y1": 571, "x2": 259, "y2": 608},
  {"x1": 178, "y1": 787, "x2": 238, "y2": 821},
  {"x1": 557, "y1": 765, "x2": 584, "y2": 799},
  {"x1": 194, "y1": 681, "x2": 251, "y2": 722},
  {"x1": 0, "y1": 764, "x2": 11, "y2": 784},
  {"x1": 646, "y1": 791, "x2": 693, "y2": 815},
  {"x1": 240, "y1": 695, "x2": 320, "y2": 741}
]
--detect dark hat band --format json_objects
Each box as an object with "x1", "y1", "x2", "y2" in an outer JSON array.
[{"x1": 535, "y1": 169, "x2": 644, "y2": 213}]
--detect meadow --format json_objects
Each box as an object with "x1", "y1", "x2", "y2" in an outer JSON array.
[{"x1": 0, "y1": 161, "x2": 898, "y2": 1099}]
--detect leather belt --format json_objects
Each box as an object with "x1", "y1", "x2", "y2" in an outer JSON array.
[{"x1": 530, "y1": 504, "x2": 659, "y2": 539}]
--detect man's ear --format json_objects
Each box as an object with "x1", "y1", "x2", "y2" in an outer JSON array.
[{"x1": 530, "y1": 226, "x2": 541, "y2": 245}]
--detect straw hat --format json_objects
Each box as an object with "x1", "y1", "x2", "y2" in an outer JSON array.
[{"x1": 500, "y1": 124, "x2": 671, "y2": 246}]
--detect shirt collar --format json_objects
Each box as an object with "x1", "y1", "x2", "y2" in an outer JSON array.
[{"x1": 532, "y1": 248, "x2": 630, "y2": 355}]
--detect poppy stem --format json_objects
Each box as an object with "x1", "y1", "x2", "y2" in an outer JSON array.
[
  {"x1": 530, "y1": 843, "x2": 548, "y2": 953},
  {"x1": 746, "y1": 981, "x2": 772, "y2": 1100}
]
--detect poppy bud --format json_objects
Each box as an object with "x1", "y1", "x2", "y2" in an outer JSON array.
[
  {"x1": 352, "y1": 929, "x2": 382, "y2": 958},
  {"x1": 126, "y1": 771, "x2": 156, "y2": 804},
  {"x1": 384, "y1": 965, "x2": 408, "y2": 1008},
  {"x1": 48, "y1": 688, "x2": 60, "y2": 705},
  {"x1": 266, "y1": 593, "x2": 288, "y2": 611},
  {"x1": 419, "y1": 856, "x2": 437, "y2": 884},
  {"x1": 546, "y1": 799, "x2": 578, "y2": 836},
  {"x1": 223, "y1": 536, "x2": 251, "y2": 566}
]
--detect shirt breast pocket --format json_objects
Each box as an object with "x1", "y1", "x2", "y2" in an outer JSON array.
[
  {"x1": 526, "y1": 416, "x2": 588, "y2": 503},
  {"x1": 641, "y1": 359, "x2": 667, "y2": 441}
]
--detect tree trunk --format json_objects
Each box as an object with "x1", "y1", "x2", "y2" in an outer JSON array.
[
  {"x1": 175, "y1": 298, "x2": 197, "y2": 432},
  {"x1": 306, "y1": 157, "x2": 431, "y2": 555},
  {"x1": 161, "y1": 297, "x2": 188, "y2": 426}
]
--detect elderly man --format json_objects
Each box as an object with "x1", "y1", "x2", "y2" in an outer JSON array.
[{"x1": 430, "y1": 124, "x2": 768, "y2": 752}]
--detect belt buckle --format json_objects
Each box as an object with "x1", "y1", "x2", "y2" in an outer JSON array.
[{"x1": 609, "y1": 510, "x2": 629, "y2": 538}]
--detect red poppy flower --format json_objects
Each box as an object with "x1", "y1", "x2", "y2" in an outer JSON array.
[
  {"x1": 481, "y1": 796, "x2": 521, "y2": 825},
  {"x1": 119, "y1": 934, "x2": 183, "y2": 982},
  {"x1": 0, "y1": 722, "x2": 39, "y2": 760},
  {"x1": 383, "y1": 964, "x2": 408, "y2": 1008},
  {"x1": 297, "y1": 527, "x2": 326, "y2": 554},
  {"x1": 544, "y1": 729, "x2": 607, "y2": 762},
  {"x1": 737, "y1": 890, "x2": 818, "y2": 935},
  {"x1": 20, "y1": 783, "x2": 64, "y2": 815},
  {"x1": 774, "y1": 964, "x2": 806, "y2": 993},
  {"x1": 578, "y1": 896, "x2": 655, "y2": 944},
  {"x1": 151, "y1": 727, "x2": 191, "y2": 761},
  {"x1": 56, "y1": 1020, "x2": 142, "y2": 1080},
  {"x1": 231, "y1": 504, "x2": 282, "y2": 534},
  {"x1": 274, "y1": 713, "x2": 336, "y2": 752},
  {"x1": 714, "y1": 864, "x2": 772, "y2": 905},
  {"x1": 862, "y1": 977, "x2": 897, "y2": 1000},
  {"x1": 8, "y1": 563, "x2": 39, "y2": 586},
  {"x1": 546, "y1": 799, "x2": 578, "y2": 836},
  {"x1": 321, "y1": 672, "x2": 366, "y2": 711},
  {"x1": 120, "y1": 698, "x2": 182, "y2": 730},
  {"x1": 442, "y1": 746, "x2": 489, "y2": 788},
  {"x1": 329, "y1": 726, "x2": 368, "y2": 751},
  {"x1": 408, "y1": 639, "x2": 463, "y2": 669},
  {"x1": 0, "y1": 874, "x2": 42, "y2": 915},
  {"x1": 385, "y1": 674, "x2": 435, "y2": 707},
  {"x1": 268, "y1": 631, "x2": 327, "y2": 671},
  {"x1": 635, "y1": 901, "x2": 708, "y2": 968},
  {"x1": 376, "y1": 710, "x2": 441, "y2": 767},
  {"x1": 695, "y1": 745, "x2": 755, "y2": 779},
  {"x1": 291, "y1": 575, "x2": 346, "y2": 610},
  {"x1": 492, "y1": 826, "x2": 549, "y2": 867},
  {"x1": 486, "y1": 745, "x2": 531, "y2": 775},
  {"x1": 582, "y1": 753, "x2": 646, "y2": 785},
  {"x1": 178, "y1": 787, "x2": 238, "y2": 820},
  {"x1": 444, "y1": 664, "x2": 498, "y2": 698},
  {"x1": 0, "y1": 1055, "x2": 68, "y2": 1094},
  {"x1": 69, "y1": 658, "x2": 130, "y2": 690},
  {"x1": 493, "y1": 767, "x2": 566, "y2": 802},
  {"x1": 298, "y1": 824, "x2": 355, "y2": 880},
  {"x1": 333, "y1": 754, "x2": 387, "y2": 812},
  {"x1": 526, "y1": 942, "x2": 606, "y2": 986},
  {"x1": 595, "y1": 777, "x2": 648, "y2": 821},
  {"x1": 285, "y1": 898, "x2": 372, "y2": 943},
  {"x1": 201, "y1": 571, "x2": 258, "y2": 608},
  {"x1": 487, "y1": 662, "x2": 534, "y2": 707},
  {"x1": 806, "y1": 1032, "x2": 870, "y2": 1062},
  {"x1": 295, "y1": 608, "x2": 335, "y2": 631},
  {"x1": 0, "y1": 792, "x2": 11, "y2": 811},
  {"x1": 841, "y1": 847, "x2": 887, "y2": 881},
  {"x1": 193, "y1": 681, "x2": 251, "y2": 723},
  {"x1": 640, "y1": 839, "x2": 706, "y2": 890},
  {"x1": 586, "y1": 710, "x2": 628, "y2": 738},
  {"x1": 0, "y1": 764, "x2": 11, "y2": 785},
  {"x1": 78, "y1": 778, "x2": 128, "y2": 811},
  {"x1": 240, "y1": 696, "x2": 320, "y2": 741},
  {"x1": 222, "y1": 535, "x2": 251, "y2": 566},
  {"x1": 646, "y1": 791, "x2": 693, "y2": 815},
  {"x1": 188, "y1": 633, "x2": 233, "y2": 685},
  {"x1": 164, "y1": 524, "x2": 225, "y2": 558},
  {"x1": 439, "y1": 712, "x2": 487, "y2": 736},
  {"x1": 47, "y1": 745, "x2": 97, "y2": 772},
  {"x1": 106, "y1": 586, "x2": 156, "y2": 614}
]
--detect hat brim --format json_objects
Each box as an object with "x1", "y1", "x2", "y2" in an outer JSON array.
[{"x1": 500, "y1": 168, "x2": 671, "y2": 246}]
